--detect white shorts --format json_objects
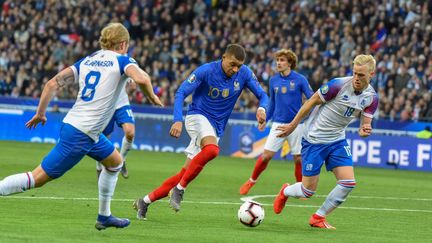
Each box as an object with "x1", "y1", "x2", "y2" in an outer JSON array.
[
  {"x1": 263, "y1": 122, "x2": 304, "y2": 155},
  {"x1": 184, "y1": 114, "x2": 219, "y2": 159}
]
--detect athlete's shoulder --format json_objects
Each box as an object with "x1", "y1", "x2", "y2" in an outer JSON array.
[
  {"x1": 198, "y1": 61, "x2": 217, "y2": 71},
  {"x1": 238, "y1": 65, "x2": 258, "y2": 82},
  {"x1": 116, "y1": 54, "x2": 137, "y2": 65},
  {"x1": 291, "y1": 70, "x2": 308, "y2": 81}
]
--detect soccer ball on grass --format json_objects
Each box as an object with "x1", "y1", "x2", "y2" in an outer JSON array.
[{"x1": 238, "y1": 201, "x2": 265, "y2": 227}]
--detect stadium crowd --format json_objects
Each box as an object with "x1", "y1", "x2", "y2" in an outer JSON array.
[{"x1": 0, "y1": 0, "x2": 431, "y2": 121}]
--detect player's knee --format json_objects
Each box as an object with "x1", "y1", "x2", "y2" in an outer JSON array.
[
  {"x1": 261, "y1": 154, "x2": 272, "y2": 162},
  {"x1": 125, "y1": 132, "x2": 134, "y2": 142},
  {"x1": 105, "y1": 163, "x2": 123, "y2": 174},
  {"x1": 203, "y1": 144, "x2": 219, "y2": 159},
  {"x1": 293, "y1": 155, "x2": 302, "y2": 164}
]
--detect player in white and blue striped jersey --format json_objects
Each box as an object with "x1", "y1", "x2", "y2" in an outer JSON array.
[
  {"x1": 0, "y1": 23, "x2": 163, "y2": 230},
  {"x1": 274, "y1": 54, "x2": 379, "y2": 229},
  {"x1": 96, "y1": 80, "x2": 136, "y2": 179}
]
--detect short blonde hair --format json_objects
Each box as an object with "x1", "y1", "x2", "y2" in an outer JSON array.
[
  {"x1": 274, "y1": 49, "x2": 298, "y2": 69},
  {"x1": 353, "y1": 54, "x2": 376, "y2": 72},
  {"x1": 99, "y1": 23, "x2": 130, "y2": 50}
]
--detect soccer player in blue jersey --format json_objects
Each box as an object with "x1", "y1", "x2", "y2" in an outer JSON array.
[
  {"x1": 133, "y1": 44, "x2": 269, "y2": 219},
  {"x1": 273, "y1": 54, "x2": 379, "y2": 229},
  {"x1": 96, "y1": 80, "x2": 136, "y2": 179},
  {"x1": 0, "y1": 23, "x2": 163, "y2": 230},
  {"x1": 240, "y1": 49, "x2": 313, "y2": 195}
]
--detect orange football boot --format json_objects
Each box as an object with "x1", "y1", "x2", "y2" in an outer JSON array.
[
  {"x1": 309, "y1": 214, "x2": 336, "y2": 229},
  {"x1": 273, "y1": 183, "x2": 289, "y2": 214}
]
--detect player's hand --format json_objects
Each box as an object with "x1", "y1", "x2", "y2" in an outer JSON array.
[
  {"x1": 25, "y1": 113, "x2": 47, "y2": 129},
  {"x1": 359, "y1": 124, "x2": 372, "y2": 137},
  {"x1": 258, "y1": 121, "x2": 266, "y2": 131},
  {"x1": 256, "y1": 109, "x2": 266, "y2": 124},
  {"x1": 128, "y1": 80, "x2": 137, "y2": 91},
  {"x1": 170, "y1": 121, "x2": 183, "y2": 138},
  {"x1": 276, "y1": 123, "x2": 296, "y2": 138},
  {"x1": 149, "y1": 94, "x2": 164, "y2": 107}
]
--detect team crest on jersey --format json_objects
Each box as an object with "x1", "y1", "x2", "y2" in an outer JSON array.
[
  {"x1": 290, "y1": 81, "x2": 295, "y2": 90},
  {"x1": 281, "y1": 86, "x2": 287, "y2": 94},
  {"x1": 187, "y1": 74, "x2": 196, "y2": 83},
  {"x1": 321, "y1": 84, "x2": 329, "y2": 94},
  {"x1": 234, "y1": 80, "x2": 240, "y2": 91},
  {"x1": 360, "y1": 98, "x2": 367, "y2": 107},
  {"x1": 342, "y1": 95, "x2": 349, "y2": 101},
  {"x1": 222, "y1": 89, "x2": 229, "y2": 98}
]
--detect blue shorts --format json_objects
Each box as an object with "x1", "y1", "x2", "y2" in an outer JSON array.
[
  {"x1": 103, "y1": 105, "x2": 135, "y2": 136},
  {"x1": 41, "y1": 123, "x2": 115, "y2": 179},
  {"x1": 301, "y1": 138, "x2": 352, "y2": 176}
]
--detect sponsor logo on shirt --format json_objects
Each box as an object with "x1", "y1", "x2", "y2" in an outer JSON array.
[{"x1": 342, "y1": 95, "x2": 349, "y2": 101}]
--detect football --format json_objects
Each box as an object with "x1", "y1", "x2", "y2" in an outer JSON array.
[{"x1": 238, "y1": 201, "x2": 265, "y2": 227}]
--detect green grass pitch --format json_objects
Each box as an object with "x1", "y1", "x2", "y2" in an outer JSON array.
[{"x1": 0, "y1": 141, "x2": 431, "y2": 242}]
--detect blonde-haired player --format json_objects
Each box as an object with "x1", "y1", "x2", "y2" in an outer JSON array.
[
  {"x1": 0, "y1": 23, "x2": 163, "y2": 230},
  {"x1": 274, "y1": 54, "x2": 378, "y2": 229}
]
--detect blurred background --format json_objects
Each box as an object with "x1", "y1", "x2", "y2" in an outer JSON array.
[{"x1": 1, "y1": 0, "x2": 431, "y2": 119}]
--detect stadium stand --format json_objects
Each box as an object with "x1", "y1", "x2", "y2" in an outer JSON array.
[{"x1": 0, "y1": 0, "x2": 431, "y2": 121}]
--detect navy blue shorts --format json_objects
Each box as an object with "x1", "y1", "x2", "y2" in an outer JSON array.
[
  {"x1": 103, "y1": 105, "x2": 134, "y2": 136},
  {"x1": 41, "y1": 123, "x2": 115, "y2": 179},
  {"x1": 301, "y1": 138, "x2": 353, "y2": 176}
]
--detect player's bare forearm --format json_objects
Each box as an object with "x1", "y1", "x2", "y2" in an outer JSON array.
[
  {"x1": 291, "y1": 92, "x2": 322, "y2": 126},
  {"x1": 359, "y1": 115, "x2": 373, "y2": 137},
  {"x1": 126, "y1": 66, "x2": 163, "y2": 106},
  {"x1": 37, "y1": 75, "x2": 60, "y2": 115}
]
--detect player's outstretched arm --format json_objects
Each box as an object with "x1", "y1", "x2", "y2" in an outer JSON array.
[
  {"x1": 358, "y1": 116, "x2": 373, "y2": 137},
  {"x1": 26, "y1": 67, "x2": 73, "y2": 129},
  {"x1": 125, "y1": 65, "x2": 163, "y2": 107},
  {"x1": 276, "y1": 92, "x2": 323, "y2": 137}
]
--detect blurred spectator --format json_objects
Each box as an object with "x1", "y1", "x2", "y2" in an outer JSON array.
[{"x1": 0, "y1": 0, "x2": 431, "y2": 122}]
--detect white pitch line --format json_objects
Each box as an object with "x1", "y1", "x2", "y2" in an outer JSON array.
[
  {"x1": 241, "y1": 194, "x2": 432, "y2": 201},
  {"x1": 2, "y1": 195, "x2": 432, "y2": 213}
]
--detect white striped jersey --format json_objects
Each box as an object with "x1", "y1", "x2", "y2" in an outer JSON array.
[
  {"x1": 64, "y1": 50, "x2": 138, "y2": 141},
  {"x1": 304, "y1": 77, "x2": 379, "y2": 144}
]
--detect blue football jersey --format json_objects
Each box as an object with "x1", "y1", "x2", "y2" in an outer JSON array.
[
  {"x1": 267, "y1": 70, "x2": 313, "y2": 123},
  {"x1": 173, "y1": 60, "x2": 269, "y2": 136}
]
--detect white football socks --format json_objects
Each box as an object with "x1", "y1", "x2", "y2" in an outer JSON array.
[
  {"x1": 316, "y1": 180, "x2": 356, "y2": 217},
  {"x1": 0, "y1": 172, "x2": 35, "y2": 195},
  {"x1": 96, "y1": 161, "x2": 103, "y2": 171},
  {"x1": 283, "y1": 182, "x2": 315, "y2": 198},
  {"x1": 98, "y1": 164, "x2": 122, "y2": 216},
  {"x1": 143, "y1": 195, "x2": 152, "y2": 204},
  {"x1": 120, "y1": 136, "x2": 133, "y2": 162}
]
